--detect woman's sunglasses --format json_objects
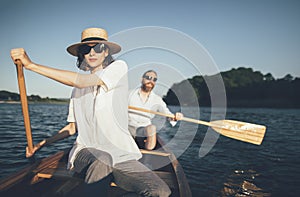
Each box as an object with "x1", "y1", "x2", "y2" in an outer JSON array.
[
  {"x1": 78, "y1": 43, "x2": 106, "y2": 55},
  {"x1": 143, "y1": 75, "x2": 158, "y2": 82}
]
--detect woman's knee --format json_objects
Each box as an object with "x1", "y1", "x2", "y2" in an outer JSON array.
[{"x1": 85, "y1": 153, "x2": 113, "y2": 184}]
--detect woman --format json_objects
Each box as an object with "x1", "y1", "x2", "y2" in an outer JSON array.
[{"x1": 11, "y1": 27, "x2": 171, "y2": 197}]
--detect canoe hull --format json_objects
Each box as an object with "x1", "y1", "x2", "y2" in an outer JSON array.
[{"x1": 0, "y1": 137, "x2": 191, "y2": 197}]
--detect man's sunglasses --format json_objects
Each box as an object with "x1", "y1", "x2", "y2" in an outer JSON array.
[
  {"x1": 78, "y1": 43, "x2": 106, "y2": 55},
  {"x1": 143, "y1": 75, "x2": 158, "y2": 82}
]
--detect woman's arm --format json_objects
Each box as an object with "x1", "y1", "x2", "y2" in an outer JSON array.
[
  {"x1": 11, "y1": 48, "x2": 104, "y2": 88},
  {"x1": 26, "y1": 122, "x2": 77, "y2": 158},
  {"x1": 26, "y1": 63, "x2": 104, "y2": 88}
]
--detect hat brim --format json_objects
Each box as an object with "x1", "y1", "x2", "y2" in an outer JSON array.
[{"x1": 67, "y1": 40, "x2": 121, "y2": 56}]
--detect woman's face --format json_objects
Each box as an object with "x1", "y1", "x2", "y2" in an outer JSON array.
[{"x1": 84, "y1": 43, "x2": 108, "y2": 72}]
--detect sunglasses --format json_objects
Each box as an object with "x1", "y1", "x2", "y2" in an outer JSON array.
[
  {"x1": 78, "y1": 43, "x2": 106, "y2": 55},
  {"x1": 143, "y1": 75, "x2": 158, "y2": 82}
]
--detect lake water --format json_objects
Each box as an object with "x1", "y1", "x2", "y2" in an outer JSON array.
[{"x1": 0, "y1": 103, "x2": 299, "y2": 196}]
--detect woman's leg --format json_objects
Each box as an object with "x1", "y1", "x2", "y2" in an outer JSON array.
[
  {"x1": 73, "y1": 148, "x2": 113, "y2": 196},
  {"x1": 73, "y1": 148, "x2": 113, "y2": 183},
  {"x1": 113, "y1": 160, "x2": 171, "y2": 197}
]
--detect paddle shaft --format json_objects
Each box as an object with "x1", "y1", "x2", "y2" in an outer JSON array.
[
  {"x1": 128, "y1": 105, "x2": 266, "y2": 145},
  {"x1": 128, "y1": 105, "x2": 211, "y2": 126},
  {"x1": 15, "y1": 61, "x2": 34, "y2": 153}
]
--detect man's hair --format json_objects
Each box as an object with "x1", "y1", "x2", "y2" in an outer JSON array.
[{"x1": 142, "y1": 70, "x2": 157, "y2": 77}]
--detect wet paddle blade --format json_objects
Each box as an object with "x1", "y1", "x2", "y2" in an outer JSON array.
[
  {"x1": 210, "y1": 120, "x2": 266, "y2": 145},
  {"x1": 128, "y1": 106, "x2": 267, "y2": 145}
]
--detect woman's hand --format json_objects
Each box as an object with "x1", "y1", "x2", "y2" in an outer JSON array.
[
  {"x1": 10, "y1": 48, "x2": 33, "y2": 69},
  {"x1": 26, "y1": 140, "x2": 46, "y2": 158}
]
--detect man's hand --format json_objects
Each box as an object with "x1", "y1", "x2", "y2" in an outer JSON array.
[{"x1": 174, "y1": 112, "x2": 183, "y2": 121}]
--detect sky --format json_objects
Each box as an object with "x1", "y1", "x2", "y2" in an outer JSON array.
[{"x1": 0, "y1": 0, "x2": 299, "y2": 98}]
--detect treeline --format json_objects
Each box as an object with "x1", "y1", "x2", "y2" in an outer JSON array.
[
  {"x1": 0, "y1": 90, "x2": 68, "y2": 103},
  {"x1": 163, "y1": 67, "x2": 300, "y2": 108}
]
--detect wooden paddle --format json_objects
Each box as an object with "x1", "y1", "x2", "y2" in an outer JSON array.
[
  {"x1": 15, "y1": 60, "x2": 34, "y2": 154},
  {"x1": 128, "y1": 106, "x2": 266, "y2": 145}
]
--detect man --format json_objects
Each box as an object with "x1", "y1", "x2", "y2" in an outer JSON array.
[{"x1": 128, "y1": 70, "x2": 183, "y2": 150}]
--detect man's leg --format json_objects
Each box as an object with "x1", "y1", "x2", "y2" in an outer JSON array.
[
  {"x1": 113, "y1": 160, "x2": 171, "y2": 197},
  {"x1": 144, "y1": 125, "x2": 157, "y2": 150}
]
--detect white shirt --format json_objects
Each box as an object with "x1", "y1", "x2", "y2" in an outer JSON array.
[
  {"x1": 128, "y1": 88, "x2": 176, "y2": 129},
  {"x1": 67, "y1": 60, "x2": 142, "y2": 168}
]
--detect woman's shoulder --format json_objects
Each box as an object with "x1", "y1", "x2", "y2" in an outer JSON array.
[
  {"x1": 111, "y1": 59, "x2": 127, "y2": 67},
  {"x1": 104, "y1": 60, "x2": 128, "y2": 76},
  {"x1": 107, "y1": 60, "x2": 127, "y2": 72}
]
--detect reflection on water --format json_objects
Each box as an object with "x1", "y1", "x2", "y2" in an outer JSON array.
[
  {"x1": 0, "y1": 104, "x2": 300, "y2": 196},
  {"x1": 222, "y1": 169, "x2": 271, "y2": 196}
]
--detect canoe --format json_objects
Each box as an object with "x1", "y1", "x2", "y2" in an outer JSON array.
[{"x1": 0, "y1": 136, "x2": 192, "y2": 197}]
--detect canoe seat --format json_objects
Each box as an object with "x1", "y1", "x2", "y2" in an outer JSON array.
[
  {"x1": 140, "y1": 149, "x2": 171, "y2": 156},
  {"x1": 36, "y1": 165, "x2": 75, "y2": 179}
]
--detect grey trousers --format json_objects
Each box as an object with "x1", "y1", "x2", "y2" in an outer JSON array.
[{"x1": 73, "y1": 148, "x2": 171, "y2": 197}]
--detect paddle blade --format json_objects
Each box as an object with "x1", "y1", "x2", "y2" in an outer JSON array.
[{"x1": 210, "y1": 120, "x2": 266, "y2": 145}]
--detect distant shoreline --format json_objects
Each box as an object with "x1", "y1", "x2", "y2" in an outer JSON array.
[
  {"x1": 163, "y1": 67, "x2": 300, "y2": 109},
  {"x1": 1, "y1": 101, "x2": 299, "y2": 110},
  {"x1": 0, "y1": 100, "x2": 69, "y2": 104},
  {"x1": 0, "y1": 101, "x2": 20, "y2": 104},
  {"x1": 0, "y1": 90, "x2": 69, "y2": 104}
]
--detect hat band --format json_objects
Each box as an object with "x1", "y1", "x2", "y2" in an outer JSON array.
[{"x1": 81, "y1": 37, "x2": 107, "y2": 42}]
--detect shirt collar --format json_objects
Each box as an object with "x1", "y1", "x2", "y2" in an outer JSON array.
[{"x1": 138, "y1": 88, "x2": 153, "y2": 97}]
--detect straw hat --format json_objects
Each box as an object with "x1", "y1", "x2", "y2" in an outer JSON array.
[{"x1": 67, "y1": 27, "x2": 121, "y2": 56}]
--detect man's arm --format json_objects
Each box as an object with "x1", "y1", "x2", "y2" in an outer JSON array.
[{"x1": 158, "y1": 98, "x2": 183, "y2": 123}]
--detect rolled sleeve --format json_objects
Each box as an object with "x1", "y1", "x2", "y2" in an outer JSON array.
[
  {"x1": 95, "y1": 60, "x2": 128, "y2": 92},
  {"x1": 158, "y1": 98, "x2": 178, "y2": 127}
]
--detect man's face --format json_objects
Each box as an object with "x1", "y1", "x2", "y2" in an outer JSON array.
[{"x1": 141, "y1": 72, "x2": 157, "y2": 92}]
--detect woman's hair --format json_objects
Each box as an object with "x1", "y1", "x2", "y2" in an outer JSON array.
[{"x1": 76, "y1": 44, "x2": 115, "y2": 71}]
